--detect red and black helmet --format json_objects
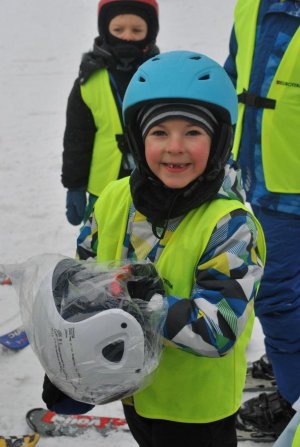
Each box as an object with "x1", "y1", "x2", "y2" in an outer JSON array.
[{"x1": 97, "y1": 0, "x2": 159, "y2": 44}]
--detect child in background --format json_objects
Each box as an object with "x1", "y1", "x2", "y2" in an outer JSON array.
[
  {"x1": 44, "y1": 50, "x2": 265, "y2": 446},
  {"x1": 62, "y1": 0, "x2": 159, "y2": 226}
]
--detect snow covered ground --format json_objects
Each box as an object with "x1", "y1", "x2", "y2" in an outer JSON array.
[{"x1": 0, "y1": 0, "x2": 269, "y2": 446}]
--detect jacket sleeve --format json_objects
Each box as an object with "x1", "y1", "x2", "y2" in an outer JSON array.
[
  {"x1": 61, "y1": 78, "x2": 96, "y2": 189},
  {"x1": 223, "y1": 26, "x2": 238, "y2": 88},
  {"x1": 76, "y1": 211, "x2": 98, "y2": 260},
  {"x1": 162, "y1": 209, "x2": 264, "y2": 357}
]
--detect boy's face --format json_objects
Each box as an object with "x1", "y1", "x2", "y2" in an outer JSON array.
[
  {"x1": 144, "y1": 119, "x2": 212, "y2": 189},
  {"x1": 108, "y1": 14, "x2": 148, "y2": 41}
]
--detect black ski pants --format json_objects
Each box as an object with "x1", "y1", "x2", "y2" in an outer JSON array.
[{"x1": 123, "y1": 404, "x2": 237, "y2": 447}]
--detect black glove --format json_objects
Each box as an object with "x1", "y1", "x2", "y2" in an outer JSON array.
[
  {"x1": 42, "y1": 374, "x2": 69, "y2": 409},
  {"x1": 127, "y1": 263, "x2": 165, "y2": 302},
  {"x1": 42, "y1": 374, "x2": 94, "y2": 415}
]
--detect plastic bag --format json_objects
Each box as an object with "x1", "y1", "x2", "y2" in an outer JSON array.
[{"x1": 1, "y1": 254, "x2": 166, "y2": 404}]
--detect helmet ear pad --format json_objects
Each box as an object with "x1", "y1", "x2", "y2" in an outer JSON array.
[
  {"x1": 124, "y1": 123, "x2": 148, "y2": 175},
  {"x1": 205, "y1": 123, "x2": 234, "y2": 181}
]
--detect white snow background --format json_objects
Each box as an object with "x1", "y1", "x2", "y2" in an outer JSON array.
[{"x1": 0, "y1": 0, "x2": 268, "y2": 446}]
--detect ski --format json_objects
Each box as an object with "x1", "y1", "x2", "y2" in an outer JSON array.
[
  {"x1": 26, "y1": 408, "x2": 130, "y2": 437},
  {"x1": 0, "y1": 433, "x2": 39, "y2": 447},
  {"x1": 25, "y1": 407, "x2": 278, "y2": 442},
  {"x1": 0, "y1": 326, "x2": 29, "y2": 350}
]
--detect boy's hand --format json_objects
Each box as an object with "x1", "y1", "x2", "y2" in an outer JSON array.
[
  {"x1": 127, "y1": 263, "x2": 165, "y2": 302},
  {"x1": 42, "y1": 374, "x2": 94, "y2": 414},
  {"x1": 42, "y1": 374, "x2": 68, "y2": 408}
]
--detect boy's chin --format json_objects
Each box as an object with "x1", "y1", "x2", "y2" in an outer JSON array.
[{"x1": 161, "y1": 178, "x2": 195, "y2": 190}]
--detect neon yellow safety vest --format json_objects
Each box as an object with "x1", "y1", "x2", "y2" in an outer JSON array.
[
  {"x1": 95, "y1": 177, "x2": 266, "y2": 423},
  {"x1": 292, "y1": 422, "x2": 300, "y2": 447},
  {"x1": 232, "y1": 0, "x2": 300, "y2": 193},
  {"x1": 80, "y1": 69, "x2": 123, "y2": 197}
]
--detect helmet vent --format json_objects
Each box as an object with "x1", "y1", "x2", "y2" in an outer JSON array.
[
  {"x1": 198, "y1": 74, "x2": 210, "y2": 81},
  {"x1": 102, "y1": 340, "x2": 125, "y2": 363},
  {"x1": 138, "y1": 76, "x2": 146, "y2": 83},
  {"x1": 190, "y1": 55, "x2": 202, "y2": 60},
  {"x1": 152, "y1": 57, "x2": 160, "y2": 61}
]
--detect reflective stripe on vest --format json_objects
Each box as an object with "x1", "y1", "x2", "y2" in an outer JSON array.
[
  {"x1": 80, "y1": 69, "x2": 123, "y2": 196},
  {"x1": 95, "y1": 177, "x2": 266, "y2": 422},
  {"x1": 232, "y1": 0, "x2": 300, "y2": 193}
]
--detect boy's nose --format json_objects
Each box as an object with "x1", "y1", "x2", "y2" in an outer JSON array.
[
  {"x1": 122, "y1": 30, "x2": 135, "y2": 41},
  {"x1": 167, "y1": 137, "x2": 183, "y2": 153}
]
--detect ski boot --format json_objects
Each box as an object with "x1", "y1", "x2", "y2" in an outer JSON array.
[
  {"x1": 244, "y1": 354, "x2": 277, "y2": 392},
  {"x1": 237, "y1": 391, "x2": 296, "y2": 439}
]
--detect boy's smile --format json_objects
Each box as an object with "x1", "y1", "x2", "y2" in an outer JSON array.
[{"x1": 145, "y1": 119, "x2": 212, "y2": 189}]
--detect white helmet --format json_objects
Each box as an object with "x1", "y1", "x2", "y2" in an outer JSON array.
[{"x1": 26, "y1": 256, "x2": 164, "y2": 404}]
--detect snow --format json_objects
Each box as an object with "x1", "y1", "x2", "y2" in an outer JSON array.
[{"x1": 0, "y1": 0, "x2": 268, "y2": 445}]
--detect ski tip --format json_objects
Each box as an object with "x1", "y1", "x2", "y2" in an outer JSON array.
[
  {"x1": 26, "y1": 408, "x2": 45, "y2": 431},
  {"x1": 0, "y1": 328, "x2": 29, "y2": 351}
]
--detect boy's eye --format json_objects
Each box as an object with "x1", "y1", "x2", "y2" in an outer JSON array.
[
  {"x1": 112, "y1": 27, "x2": 143, "y2": 34},
  {"x1": 187, "y1": 129, "x2": 202, "y2": 136},
  {"x1": 149, "y1": 129, "x2": 166, "y2": 137}
]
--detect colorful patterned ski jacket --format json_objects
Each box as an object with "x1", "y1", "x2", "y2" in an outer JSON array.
[{"x1": 78, "y1": 159, "x2": 265, "y2": 360}]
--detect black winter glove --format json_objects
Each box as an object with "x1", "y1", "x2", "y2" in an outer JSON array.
[
  {"x1": 42, "y1": 374, "x2": 95, "y2": 414},
  {"x1": 42, "y1": 374, "x2": 69, "y2": 409},
  {"x1": 127, "y1": 263, "x2": 165, "y2": 302}
]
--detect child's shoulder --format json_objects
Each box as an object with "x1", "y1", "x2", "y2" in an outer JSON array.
[
  {"x1": 78, "y1": 48, "x2": 107, "y2": 84},
  {"x1": 98, "y1": 177, "x2": 131, "y2": 203}
]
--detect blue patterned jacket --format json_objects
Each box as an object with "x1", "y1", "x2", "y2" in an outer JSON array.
[{"x1": 224, "y1": 0, "x2": 300, "y2": 215}]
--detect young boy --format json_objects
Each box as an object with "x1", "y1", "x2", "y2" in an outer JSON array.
[
  {"x1": 44, "y1": 50, "x2": 265, "y2": 446},
  {"x1": 62, "y1": 0, "x2": 159, "y2": 226}
]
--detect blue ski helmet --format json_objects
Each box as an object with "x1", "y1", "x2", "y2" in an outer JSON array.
[{"x1": 123, "y1": 50, "x2": 238, "y2": 180}]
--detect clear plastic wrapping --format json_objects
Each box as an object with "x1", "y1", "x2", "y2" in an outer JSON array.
[{"x1": 1, "y1": 254, "x2": 166, "y2": 404}]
